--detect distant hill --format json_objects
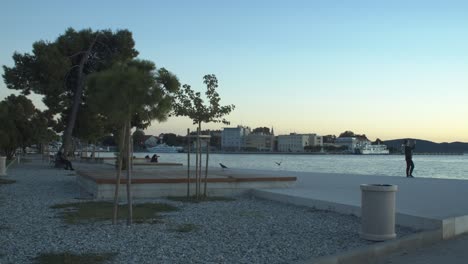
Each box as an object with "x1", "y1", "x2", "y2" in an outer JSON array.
[{"x1": 383, "y1": 139, "x2": 468, "y2": 154}]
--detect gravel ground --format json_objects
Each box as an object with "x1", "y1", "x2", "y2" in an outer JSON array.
[{"x1": 0, "y1": 156, "x2": 416, "y2": 264}]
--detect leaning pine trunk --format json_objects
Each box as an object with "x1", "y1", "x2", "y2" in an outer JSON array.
[
  {"x1": 62, "y1": 36, "x2": 98, "y2": 154},
  {"x1": 113, "y1": 124, "x2": 127, "y2": 224},
  {"x1": 126, "y1": 119, "x2": 133, "y2": 225}
]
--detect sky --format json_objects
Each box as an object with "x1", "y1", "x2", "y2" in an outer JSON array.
[{"x1": 1, "y1": 0, "x2": 467, "y2": 143}]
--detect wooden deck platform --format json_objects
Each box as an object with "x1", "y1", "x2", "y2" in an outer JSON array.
[{"x1": 76, "y1": 163, "x2": 297, "y2": 199}]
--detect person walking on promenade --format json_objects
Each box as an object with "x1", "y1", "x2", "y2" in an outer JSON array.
[{"x1": 402, "y1": 139, "x2": 415, "y2": 177}]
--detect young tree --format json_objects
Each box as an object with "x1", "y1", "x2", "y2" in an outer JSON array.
[
  {"x1": 173, "y1": 74, "x2": 235, "y2": 198},
  {"x1": 87, "y1": 59, "x2": 180, "y2": 225},
  {"x1": 2, "y1": 28, "x2": 138, "y2": 154}
]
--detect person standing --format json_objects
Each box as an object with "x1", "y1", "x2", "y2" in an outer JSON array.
[{"x1": 402, "y1": 139, "x2": 416, "y2": 177}]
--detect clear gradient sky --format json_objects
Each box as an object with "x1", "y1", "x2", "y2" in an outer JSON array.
[{"x1": 1, "y1": 0, "x2": 467, "y2": 142}]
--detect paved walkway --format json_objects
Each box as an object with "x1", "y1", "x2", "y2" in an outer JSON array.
[
  {"x1": 9, "y1": 159, "x2": 468, "y2": 263},
  {"x1": 243, "y1": 169, "x2": 468, "y2": 263},
  {"x1": 376, "y1": 233, "x2": 468, "y2": 264},
  {"x1": 246, "y1": 169, "x2": 468, "y2": 230}
]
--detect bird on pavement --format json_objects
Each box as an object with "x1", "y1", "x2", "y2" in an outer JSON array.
[
  {"x1": 275, "y1": 161, "x2": 282, "y2": 166},
  {"x1": 219, "y1": 163, "x2": 228, "y2": 169}
]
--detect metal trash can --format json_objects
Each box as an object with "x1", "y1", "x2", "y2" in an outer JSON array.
[
  {"x1": 360, "y1": 184, "x2": 398, "y2": 241},
  {"x1": 0, "y1": 156, "x2": 6, "y2": 176}
]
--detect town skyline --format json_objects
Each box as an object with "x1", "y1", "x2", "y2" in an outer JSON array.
[{"x1": 1, "y1": 1, "x2": 467, "y2": 143}]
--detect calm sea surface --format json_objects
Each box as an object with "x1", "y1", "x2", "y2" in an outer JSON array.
[{"x1": 93, "y1": 152, "x2": 468, "y2": 180}]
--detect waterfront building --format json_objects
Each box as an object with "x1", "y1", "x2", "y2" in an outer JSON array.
[
  {"x1": 335, "y1": 137, "x2": 358, "y2": 152},
  {"x1": 244, "y1": 133, "x2": 275, "y2": 151},
  {"x1": 308, "y1": 134, "x2": 324, "y2": 146},
  {"x1": 221, "y1": 126, "x2": 251, "y2": 151},
  {"x1": 277, "y1": 133, "x2": 323, "y2": 152}
]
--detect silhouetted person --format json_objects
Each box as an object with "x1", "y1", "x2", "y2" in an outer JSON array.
[
  {"x1": 402, "y1": 139, "x2": 415, "y2": 177},
  {"x1": 57, "y1": 148, "x2": 74, "y2": 170},
  {"x1": 145, "y1": 155, "x2": 150, "y2": 159},
  {"x1": 151, "y1": 154, "x2": 159, "y2": 163}
]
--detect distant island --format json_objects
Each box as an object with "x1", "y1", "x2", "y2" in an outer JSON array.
[{"x1": 383, "y1": 139, "x2": 468, "y2": 154}]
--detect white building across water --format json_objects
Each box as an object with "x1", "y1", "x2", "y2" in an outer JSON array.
[
  {"x1": 277, "y1": 133, "x2": 323, "y2": 152},
  {"x1": 221, "y1": 126, "x2": 251, "y2": 151}
]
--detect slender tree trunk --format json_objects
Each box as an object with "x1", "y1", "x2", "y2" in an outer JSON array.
[
  {"x1": 204, "y1": 138, "x2": 209, "y2": 197},
  {"x1": 62, "y1": 36, "x2": 98, "y2": 155},
  {"x1": 92, "y1": 143, "x2": 96, "y2": 162},
  {"x1": 113, "y1": 124, "x2": 127, "y2": 224},
  {"x1": 195, "y1": 128, "x2": 199, "y2": 199},
  {"x1": 187, "y1": 128, "x2": 190, "y2": 198},
  {"x1": 198, "y1": 123, "x2": 202, "y2": 199},
  {"x1": 126, "y1": 119, "x2": 133, "y2": 225}
]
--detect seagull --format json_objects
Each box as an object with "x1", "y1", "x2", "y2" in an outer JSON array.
[
  {"x1": 219, "y1": 163, "x2": 228, "y2": 170},
  {"x1": 275, "y1": 161, "x2": 282, "y2": 166}
]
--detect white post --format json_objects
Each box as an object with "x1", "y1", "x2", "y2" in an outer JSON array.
[{"x1": 0, "y1": 156, "x2": 7, "y2": 176}]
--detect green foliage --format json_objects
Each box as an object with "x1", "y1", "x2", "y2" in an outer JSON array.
[
  {"x1": 33, "y1": 252, "x2": 117, "y2": 264},
  {"x1": 132, "y1": 129, "x2": 146, "y2": 149},
  {"x1": 338, "y1": 130, "x2": 368, "y2": 140},
  {"x1": 252, "y1": 127, "x2": 271, "y2": 135},
  {"x1": 51, "y1": 201, "x2": 178, "y2": 224},
  {"x1": 173, "y1": 74, "x2": 235, "y2": 126},
  {"x1": 2, "y1": 28, "x2": 138, "y2": 140},
  {"x1": 3, "y1": 28, "x2": 138, "y2": 114},
  {"x1": 162, "y1": 133, "x2": 178, "y2": 146},
  {"x1": 87, "y1": 60, "x2": 180, "y2": 129},
  {"x1": 100, "y1": 135, "x2": 116, "y2": 146},
  {"x1": 339, "y1": 131, "x2": 355, "y2": 138},
  {"x1": 0, "y1": 95, "x2": 56, "y2": 158}
]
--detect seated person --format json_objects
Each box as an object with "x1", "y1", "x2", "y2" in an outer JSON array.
[
  {"x1": 56, "y1": 149, "x2": 74, "y2": 170},
  {"x1": 150, "y1": 154, "x2": 160, "y2": 163}
]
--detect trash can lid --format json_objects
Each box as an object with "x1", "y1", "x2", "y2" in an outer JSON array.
[{"x1": 360, "y1": 184, "x2": 398, "y2": 192}]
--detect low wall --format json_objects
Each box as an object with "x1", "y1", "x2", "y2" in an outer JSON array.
[
  {"x1": 251, "y1": 189, "x2": 468, "y2": 239},
  {"x1": 77, "y1": 174, "x2": 296, "y2": 199}
]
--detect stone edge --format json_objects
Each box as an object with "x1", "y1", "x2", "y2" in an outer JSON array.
[{"x1": 299, "y1": 229, "x2": 443, "y2": 264}]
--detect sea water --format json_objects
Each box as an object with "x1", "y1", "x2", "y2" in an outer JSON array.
[{"x1": 89, "y1": 152, "x2": 468, "y2": 180}]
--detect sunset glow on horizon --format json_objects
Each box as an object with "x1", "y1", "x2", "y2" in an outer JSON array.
[{"x1": 1, "y1": 0, "x2": 467, "y2": 143}]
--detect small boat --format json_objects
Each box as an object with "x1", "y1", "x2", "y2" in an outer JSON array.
[{"x1": 147, "y1": 144, "x2": 183, "y2": 153}]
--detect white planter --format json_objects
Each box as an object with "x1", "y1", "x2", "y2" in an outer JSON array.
[
  {"x1": 360, "y1": 184, "x2": 398, "y2": 241},
  {"x1": 0, "y1": 156, "x2": 6, "y2": 176}
]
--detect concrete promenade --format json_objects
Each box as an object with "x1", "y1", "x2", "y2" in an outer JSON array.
[
  {"x1": 250, "y1": 170, "x2": 468, "y2": 233},
  {"x1": 245, "y1": 169, "x2": 468, "y2": 263},
  {"x1": 4, "y1": 157, "x2": 468, "y2": 263}
]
